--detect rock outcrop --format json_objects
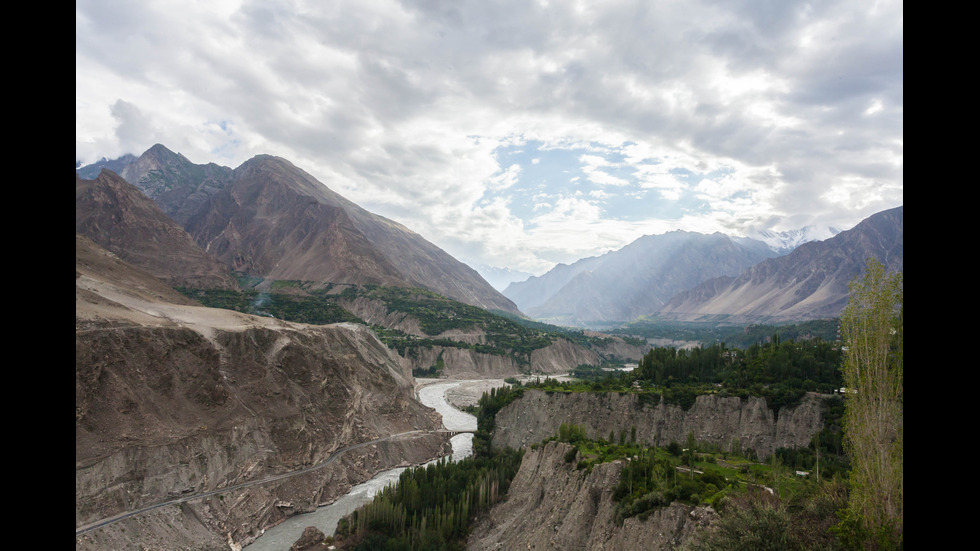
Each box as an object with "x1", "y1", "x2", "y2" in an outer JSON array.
[
  {"x1": 491, "y1": 390, "x2": 823, "y2": 460},
  {"x1": 291, "y1": 526, "x2": 327, "y2": 550},
  {"x1": 467, "y1": 441, "x2": 715, "y2": 551},
  {"x1": 76, "y1": 237, "x2": 451, "y2": 551}
]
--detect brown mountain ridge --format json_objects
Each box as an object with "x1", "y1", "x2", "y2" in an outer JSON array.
[
  {"x1": 75, "y1": 170, "x2": 240, "y2": 290},
  {"x1": 93, "y1": 144, "x2": 520, "y2": 315}
]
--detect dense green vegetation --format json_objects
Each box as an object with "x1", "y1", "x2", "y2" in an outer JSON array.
[
  {"x1": 684, "y1": 480, "x2": 850, "y2": 551},
  {"x1": 836, "y1": 260, "x2": 903, "y2": 549},
  {"x1": 179, "y1": 280, "x2": 625, "y2": 370},
  {"x1": 334, "y1": 450, "x2": 523, "y2": 551},
  {"x1": 619, "y1": 318, "x2": 839, "y2": 349},
  {"x1": 472, "y1": 385, "x2": 524, "y2": 457},
  {"x1": 521, "y1": 335, "x2": 844, "y2": 415},
  {"x1": 333, "y1": 385, "x2": 526, "y2": 550}
]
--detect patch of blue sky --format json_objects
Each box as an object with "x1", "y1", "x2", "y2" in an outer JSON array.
[
  {"x1": 486, "y1": 140, "x2": 593, "y2": 220},
  {"x1": 485, "y1": 140, "x2": 746, "y2": 227}
]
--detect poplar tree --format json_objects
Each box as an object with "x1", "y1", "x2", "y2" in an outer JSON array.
[{"x1": 839, "y1": 258, "x2": 902, "y2": 548}]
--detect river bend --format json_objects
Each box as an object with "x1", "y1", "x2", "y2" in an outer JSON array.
[{"x1": 244, "y1": 380, "x2": 477, "y2": 550}]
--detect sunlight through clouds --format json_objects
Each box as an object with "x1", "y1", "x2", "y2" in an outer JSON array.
[{"x1": 76, "y1": 0, "x2": 902, "y2": 274}]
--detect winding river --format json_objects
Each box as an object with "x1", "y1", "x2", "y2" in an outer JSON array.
[{"x1": 243, "y1": 380, "x2": 478, "y2": 550}]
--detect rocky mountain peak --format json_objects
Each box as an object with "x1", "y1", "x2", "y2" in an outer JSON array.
[{"x1": 77, "y1": 145, "x2": 520, "y2": 314}]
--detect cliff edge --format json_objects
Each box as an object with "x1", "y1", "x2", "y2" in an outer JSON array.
[
  {"x1": 76, "y1": 235, "x2": 451, "y2": 551},
  {"x1": 467, "y1": 441, "x2": 714, "y2": 551},
  {"x1": 491, "y1": 390, "x2": 823, "y2": 460}
]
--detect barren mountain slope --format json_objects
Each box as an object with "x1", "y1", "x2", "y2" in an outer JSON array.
[
  {"x1": 510, "y1": 231, "x2": 777, "y2": 326},
  {"x1": 89, "y1": 145, "x2": 521, "y2": 314},
  {"x1": 76, "y1": 236, "x2": 450, "y2": 551},
  {"x1": 76, "y1": 170, "x2": 239, "y2": 290},
  {"x1": 658, "y1": 206, "x2": 903, "y2": 322}
]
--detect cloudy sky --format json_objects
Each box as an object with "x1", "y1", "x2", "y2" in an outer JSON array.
[{"x1": 76, "y1": 0, "x2": 903, "y2": 276}]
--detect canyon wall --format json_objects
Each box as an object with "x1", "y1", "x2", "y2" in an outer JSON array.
[
  {"x1": 467, "y1": 441, "x2": 714, "y2": 551},
  {"x1": 491, "y1": 390, "x2": 823, "y2": 460}
]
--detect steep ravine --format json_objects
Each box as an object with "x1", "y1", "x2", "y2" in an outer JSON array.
[
  {"x1": 491, "y1": 390, "x2": 823, "y2": 461},
  {"x1": 467, "y1": 441, "x2": 715, "y2": 551}
]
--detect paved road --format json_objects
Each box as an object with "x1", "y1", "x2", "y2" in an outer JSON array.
[{"x1": 75, "y1": 429, "x2": 448, "y2": 536}]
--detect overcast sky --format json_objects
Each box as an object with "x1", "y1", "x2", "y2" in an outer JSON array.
[{"x1": 76, "y1": 0, "x2": 903, "y2": 275}]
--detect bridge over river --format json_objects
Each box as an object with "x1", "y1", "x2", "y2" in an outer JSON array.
[{"x1": 437, "y1": 429, "x2": 476, "y2": 437}]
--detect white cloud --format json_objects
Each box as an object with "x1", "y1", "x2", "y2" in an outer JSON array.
[{"x1": 76, "y1": 0, "x2": 902, "y2": 272}]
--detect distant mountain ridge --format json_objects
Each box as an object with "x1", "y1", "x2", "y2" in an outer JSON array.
[
  {"x1": 657, "y1": 206, "x2": 903, "y2": 322},
  {"x1": 504, "y1": 231, "x2": 779, "y2": 327},
  {"x1": 77, "y1": 145, "x2": 520, "y2": 315}
]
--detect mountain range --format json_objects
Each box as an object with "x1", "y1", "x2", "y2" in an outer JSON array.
[
  {"x1": 470, "y1": 263, "x2": 536, "y2": 292},
  {"x1": 657, "y1": 205, "x2": 903, "y2": 322},
  {"x1": 78, "y1": 144, "x2": 519, "y2": 315},
  {"x1": 748, "y1": 225, "x2": 842, "y2": 254},
  {"x1": 76, "y1": 170, "x2": 240, "y2": 290},
  {"x1": 504, "y1": 231, "x2": 780, "y2": 326},
  {"x1": 504, "y1": 209, "x2": 901, "y2": 327},
  {"x1": 77, "y1": 144, "x2": 903, "y2": 330},
  {"x1": 76, "y1": 144, "x2": 902, "y2": 550}
]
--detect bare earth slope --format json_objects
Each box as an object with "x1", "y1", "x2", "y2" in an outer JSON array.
[
  {"x1": 76, "y1": 170, "x2": 239, "y2": 290},
  {"x1": 76, "y1": 236, "x2": 450, "y2": 551}
]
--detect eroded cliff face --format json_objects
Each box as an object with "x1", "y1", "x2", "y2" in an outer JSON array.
[
  {"x1": 398, "y1": 338, "x2": 603, "y2": 379},
  {"x1": 402, "y1": 345, "x2": 520, "y2": 379},
  {"x1": 467, "y1": 441, "x2": 714, "y2": 551},
  {"x1": 491, "y1": 390, "x2": 822, "y2": 460},
  {"x1": 76, "y1": 284, "x2": 451, "y2": 550}
]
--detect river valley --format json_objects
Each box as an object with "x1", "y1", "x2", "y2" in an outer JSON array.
[{"x1": 243, "y1": 379, "x2": 496, "y2": 550}]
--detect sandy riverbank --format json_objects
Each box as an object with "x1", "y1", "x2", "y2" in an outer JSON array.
[{"x1": 415, "y1": 378, "x2": 511, "y2": 409}]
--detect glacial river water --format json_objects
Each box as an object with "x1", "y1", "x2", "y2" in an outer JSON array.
[{"x1": 243, "y1": 380, "x2": 477, "y2": 550}]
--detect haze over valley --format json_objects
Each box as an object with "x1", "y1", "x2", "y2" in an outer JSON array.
[{"x1": 77, "y1": 2, "x2": 901, "y2": 548}]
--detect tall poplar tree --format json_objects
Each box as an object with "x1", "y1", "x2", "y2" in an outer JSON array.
[{"x1": 839, "y1": 258, "x2": 903, "y2": 548}]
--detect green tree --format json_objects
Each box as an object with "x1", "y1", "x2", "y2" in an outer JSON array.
[{"x1": 839, "y1": 258, "x2": 903, "y2": 548}]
